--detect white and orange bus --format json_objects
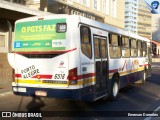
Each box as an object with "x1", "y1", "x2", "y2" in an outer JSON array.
[{"x1": 8, "y1": 15, "x2": 151, "y2": 101}]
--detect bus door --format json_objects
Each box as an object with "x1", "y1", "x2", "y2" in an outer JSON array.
[{"x1": 94, "y1": 36, "x2": 108, "y2": 94}]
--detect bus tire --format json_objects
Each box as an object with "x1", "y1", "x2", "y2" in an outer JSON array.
[
  {"x1": 142, "y1": 70, "x2": 147, "y2": 85},
  {"x1": 109, "y1": 75, "x2": 119, "y2": 101}
]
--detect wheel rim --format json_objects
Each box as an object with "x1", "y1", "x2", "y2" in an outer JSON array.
[
  {"x1": 143, "y1": 72, "x2": 146, "y2": 81},
  {"x1": 113, "y1": 82, "x2": 118, "y2": 97}
]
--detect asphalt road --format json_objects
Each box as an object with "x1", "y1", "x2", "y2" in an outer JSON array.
[{"x1": 1, "y1": 63, "x2": 160, "y2": 120}]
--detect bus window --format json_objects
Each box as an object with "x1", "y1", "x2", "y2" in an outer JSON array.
[
  {"x1": 94, "y1": 38, "x2": 100, "y2": 59},
  {"x1": 101, "y1": 39, "x2": 107, "y2": 58},
  {"x1": 109, "y1": 34, "x2": 121, "y2": 58},
  {"x1": 131, "y1": 39, "x2": 137, "y2": 57},
  {"x1": 111, "y1": 34, "x2": 119, "y2": 46},
  {"x1": 80, "y1": 26, "x2": 92, "y2": 58},
  {"x1": 138, "y1": 40, "x2": 143, "y2": 57},
  {"x1": 122, "y1": 36, "x2": 130, "y2": 58},
  {"x1": 148, "y1": 46, "x2": 152, "y2": 63},
  {"x1": 142, "y1": 42, "x2": 147, "y2": 57}
]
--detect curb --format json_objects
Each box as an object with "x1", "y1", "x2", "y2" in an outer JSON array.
[{"x1": 0, "y1": 91, "x2": 13, "y2": 97}]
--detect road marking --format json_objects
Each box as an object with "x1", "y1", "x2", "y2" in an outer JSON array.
[
  {"x1": 144, "y1": 106, "x2": 160, "y2": 120},
  {"x1": 152, "y1": 65, "x2": 160, "y2": 69}
]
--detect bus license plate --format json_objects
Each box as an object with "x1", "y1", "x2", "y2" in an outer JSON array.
[{"x1": 35, "y1": 91, "x2": 47, "y2": 96}]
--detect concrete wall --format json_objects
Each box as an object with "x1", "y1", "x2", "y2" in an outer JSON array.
[{"x1": 0, "y1": 53, "x2": 12, "y2": 83}]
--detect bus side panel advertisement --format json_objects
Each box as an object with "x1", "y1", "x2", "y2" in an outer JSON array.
[{"x1": 14, "y1": 19, "x2": 66, "y2": 52}]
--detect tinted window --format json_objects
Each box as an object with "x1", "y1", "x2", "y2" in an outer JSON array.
[{"x1": 81, "y1": 26, "x2": 92, "y2": 58}]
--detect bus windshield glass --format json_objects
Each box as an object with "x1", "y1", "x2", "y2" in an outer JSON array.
[{"x1": 14, "y1": 18, "x2": 67, "y2": 52}]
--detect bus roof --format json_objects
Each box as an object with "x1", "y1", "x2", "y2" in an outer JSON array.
[{"x1": 78, "y1": 15, "x2": 150, "y2": 42}]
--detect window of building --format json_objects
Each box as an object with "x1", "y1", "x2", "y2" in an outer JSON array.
[
  {"x1": 92, "y1": 0, "x2": 100, "y2": 11},
  {"x1": 110, "y1": 0, "x2": 117, "y2": 17},
  {"x1": 71, "y1": 0, "x2": 80, "y2": 2},
  {"x1": 0, "y1": 35, "x2": 5, "y2": 47},
  {"x1": 0, "y1": 32, "x2": 8, "y2": 53},
  {"x1": 80, "y1": 26, "x2": 92, "y2": 58},
  {"x1": 81, "y1": 0, "x2": 90, "y2": 7},
  {"x1": 12, "y1": 0, "x2": 26, "y2": 5},
  {"x1": 109, "y1": 34, "x2": 121, "y2": 58},
  {"x1": 102, "y1": 0, "x2": 109, "y2": 15},
  {"x1": 122, "y1": 36, "x2": 130, "y2": 58}
]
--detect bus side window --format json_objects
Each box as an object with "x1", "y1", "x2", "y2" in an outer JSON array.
[
  {"x1": 109, "y1": 34, "x2": 121, "y2": 58},
  {"x1": 131, "y1": 39, "x2": 137, "y2": 57},
  {"x1": 138, "y1": 40, "x2": 143, "y2": 57},
  {"x1": 142, "y1": 42, "x2": 147, "y2": 57},
  {"x1": 80, "y1": 26, "x2": 92, "y2": 59},
  {"x1": 121, "y1": 36, "x2": 130, "y2": 58}
]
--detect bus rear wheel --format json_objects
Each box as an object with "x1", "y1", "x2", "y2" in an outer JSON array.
[{"x1": 109, "y1": 75, "x2": 119, "y2": 101}]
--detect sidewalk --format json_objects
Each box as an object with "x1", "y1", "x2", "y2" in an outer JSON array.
[{"x1": 0, "y1": 81, "x2": 12, "y2": 96}]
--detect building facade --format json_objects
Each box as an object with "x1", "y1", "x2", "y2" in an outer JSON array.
[
  {"x1": 0, "y1": 0, "x2": 47, "y2": 90},
  {"x1": 40, "y1": 0, "x2": 125, "y2": 29},
  {"x1": 125, "y1": 0, "x2": 152, "y2": 39},
  {"x1": 137, "y1": 0, "x2": 152, "y2": 39},
  {"x1": 125, "y1": 0, "x2": 138, "y2": 34},
  {"x1": 152, "y1": 14, "x2": 160, "y2": 56}
]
